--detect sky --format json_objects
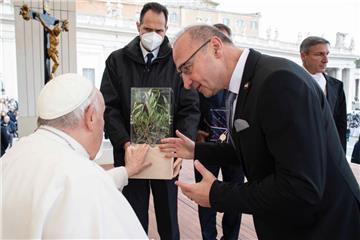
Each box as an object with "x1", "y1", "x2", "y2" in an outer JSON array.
[{"x1": 215, "y1": 0, "x2": 360, "y2": 53}]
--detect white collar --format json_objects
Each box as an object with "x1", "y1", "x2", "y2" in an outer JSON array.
[
  {"x1": 38, "y1": 126, "x2": 90, "y2": 159},
  {"x1": 228, "y1": 48, "x2": 250, "y2": 95},
  {"x1": 140, "y1": 42, "x2": 160, "y2": 62},
  {"x1": 304, "y1": 68, "x2": 327, "y2": 93}
]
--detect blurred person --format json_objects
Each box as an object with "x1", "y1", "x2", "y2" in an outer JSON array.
[
  {"x1": 0, "y1": 98, "x2": 8, "y2": 113},
  {"x1": 1, "y1": 73, "x2": 152, "y2": 239},
  {"x1": 352, "y1": 135, "x2": 360, "y2": 164},
  {"x1": 2, "y1": 115, "x2": 17, "y2": 147},
  {"x1": 1, "y1": 121, "x2": 10, "y2": 157},
  {"x1": 300, "y1": 36, "x2": 347, "y2": 152},
  {"x1": 195, "y1": 23, "x2": 243, "y2": 240},
  {"x1": 100, "y1": 2, "x2": 200, "y2": 239},
  {"x1": 160, "y1": 25, "x2": 360, "y2": 239}
]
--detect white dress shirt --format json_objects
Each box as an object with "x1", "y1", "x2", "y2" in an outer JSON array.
[
  {"x1": 140, "y1": 41, "x2": 160, "y2": 62},
  {"x1": 310, "y1": 72, "x2": 327, "y2": 94},
  {"x1": 227, "y1": 48, "x2": 250, "y2": 122}
]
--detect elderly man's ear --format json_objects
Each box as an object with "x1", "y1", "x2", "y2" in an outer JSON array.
[
  {"x1": 84, "y1": 104, "x2": 96, "y2": 131},
  {"x1": 210, "y1": 37, "x2": 222, "y2": 58}
]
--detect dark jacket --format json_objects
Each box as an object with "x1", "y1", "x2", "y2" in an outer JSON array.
[
  {"x1": 324, "y1": 74, "x2": 347, "y2": 151},
  {"x1": 101, "y1": 36, "x2": 200, "y2": 166},
  {"x1": 196, "y1": 49, "x2": 360, "y2": 239},
  {"x1": 352, "y1": 140, "x2": 360, "y2": 164},
  {"x1": 1, "y1": 126, "x2": 10, "y2": 156}
]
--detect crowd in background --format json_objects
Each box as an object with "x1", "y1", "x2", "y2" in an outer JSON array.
[{"x1": 1, "y1": 97, "x2": 18, "y2": 156}]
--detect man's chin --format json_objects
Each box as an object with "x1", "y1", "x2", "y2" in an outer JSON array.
[{"x1": 200, "y1": 89, "x2": 216, "y2": 98}]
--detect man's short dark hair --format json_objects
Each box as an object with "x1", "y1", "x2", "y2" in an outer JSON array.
[
  {"x1": 213, "y1": 23, "x2": 232, "y2": 37},
  {"x1": 300, "y1": 36, "x2": 330, "y2": 53},
  {"x1": 140, "y1": 2, "x2": 168, "y2": 24}
]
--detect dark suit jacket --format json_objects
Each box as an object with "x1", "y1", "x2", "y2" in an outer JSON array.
[
  {"x1": 195, "y1": 49, "x2": 360, "y2": 240},
  {"x1": 1, "y1": 125, "x2": 10, "y2": 156},
  {"x1": 352, "y1": 140, "x2": 360, "y2": 164},
  {"x1": 324, "y1": 74, "x2": 347, "y2": 151}
]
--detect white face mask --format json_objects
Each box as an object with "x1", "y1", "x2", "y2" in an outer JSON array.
[{"x1": 140, "y1": 31, "x2": 164, "y2": 52}]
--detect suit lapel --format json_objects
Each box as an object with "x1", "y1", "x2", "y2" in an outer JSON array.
[
  {"x1": 229, "y1": 49, "x2": 261, "y2": 177},
  {"x1": 234, "y1": 49, "x2": 261, "y2": 119},
  {"x1": 324, "y1": 74, "x2": 336, "y2": 113}
]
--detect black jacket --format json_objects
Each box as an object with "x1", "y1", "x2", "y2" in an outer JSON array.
[
  {"x1": 1, "y1": 126, "x2": 10, "y2": 156},
  {"x1": 101, "y1": 36, "x2": 200, "y2": 166},
  {"x1": 195, "y1": 49, "x2": 360, "y2": 240},
  {"x1": 352, "y1": 140, "x2": 360, "y2": 164},
  {"x1": 324, "y1": 74, "x2": 347, "y2": 151}
]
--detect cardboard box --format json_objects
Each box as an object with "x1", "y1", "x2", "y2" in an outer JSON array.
[{"x1": 130, "y1": 145, "x2": 174, "y2": 180}]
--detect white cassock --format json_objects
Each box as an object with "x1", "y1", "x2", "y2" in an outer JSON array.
[{"x1": 0, "y1": 126, "x2": 148, "y2": 239}]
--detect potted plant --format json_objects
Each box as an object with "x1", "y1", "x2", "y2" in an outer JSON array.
[{"x1": 130, "y1": 88, "x2": 174, "y2": 179}]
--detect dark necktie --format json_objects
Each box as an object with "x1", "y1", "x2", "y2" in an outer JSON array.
[
  {"x1": 146, "y1": 52, "x2": 154, "y2": 71},
  {"x1": 225, "y1": 91, "x2": 237, "y2": 130}
]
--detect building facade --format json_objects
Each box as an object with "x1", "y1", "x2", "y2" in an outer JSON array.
[{"x1": 1, "y1": 0, "x2": 359, "y2": 114}]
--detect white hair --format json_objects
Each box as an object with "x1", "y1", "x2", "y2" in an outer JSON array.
[{"x1": 37, "y1": 88, "x2": 100, "y2": 129}]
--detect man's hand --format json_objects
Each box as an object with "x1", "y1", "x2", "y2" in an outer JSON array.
[
  {"x1": 123, "y1": 141, "x2": 131, "y2": 150},
  {"x1": 196, "y1": 130, "x2": 209, "y2": 143},
  {"x1": 159, "y1": 130, "x2": 195, "y2": 159},
  {"x1": 173, "y1": 157, "x2": 183, "y2": 178},
  {"x1": 125, "y1": 144, "x2": 151, "y2": 177},
  {"x1": 175, "y1": 160, "x2": 216, "y2": 207}
]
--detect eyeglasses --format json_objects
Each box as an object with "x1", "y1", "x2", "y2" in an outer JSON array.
[{"x1": 178, "y1": 39, "x2": 211, "y2": 75}]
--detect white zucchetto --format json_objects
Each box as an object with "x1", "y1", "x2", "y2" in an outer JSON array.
[{"x1": 37, "y1": 73, "x2": 93, "y2": 120}]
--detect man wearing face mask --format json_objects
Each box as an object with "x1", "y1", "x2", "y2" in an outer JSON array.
[{"x1": 100, "y1": 2, "x2": 200, "y2": 239}]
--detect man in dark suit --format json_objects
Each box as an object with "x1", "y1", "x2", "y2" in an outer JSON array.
[
  {"x1": 195, "y1": 23, "x2": 244, "y2": 240},
  {"x1": 300, "y1": 36, "x2": 347, "y2": 151},
  {"x1": 100, "y1": 3, "x2": 199, "y2": 239},
  {"x1": 1, "y1": 121, "x2": 10, "y2": 156},
  {"x1": 160, "y1": 25, "x2": 360, "y2": 239},
  {"x1": 352, "y1": 135, "x2": 360, "y2": 164}
]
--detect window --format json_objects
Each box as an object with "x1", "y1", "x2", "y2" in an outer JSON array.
[
  {"x1": 223, "y1": 18, "x2": 230, "y2": 26},
  {"x1": 251, "y1": 21, "x2": 258, "y2": 29},
  {"x1": 236, "y1": 19, "x2": 243, "y2": 28},
  {"x1": 355, "y1": 79, "x2": 359, "y2": 101},
  {"x1": 82, "y1": 68, "x2": 95, "y2": 85},
  {"x1": 169, "y1": 12, "x2": 178, "y2": 23}
]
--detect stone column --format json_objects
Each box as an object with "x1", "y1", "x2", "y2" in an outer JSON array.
[
  {"x1": 342, "y1": 68, "x2": 357, "y2": 113},
  {"x1": 335, "y1": 67, "x2": 343, "y2": 80},
  {"x1": 326, "y1": 68, "x2": 336, "y2": 78}
]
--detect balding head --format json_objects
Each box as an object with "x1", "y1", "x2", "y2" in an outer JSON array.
[
  {"x1": 174, "y1": 24, "x2": 232, "y2": 49},
  {"x1": 173, "y1": 25, "x2": 234, "y2": 72},
  {"x1": 173, "y1": 24, "x2": 240, "y2": 97}
]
